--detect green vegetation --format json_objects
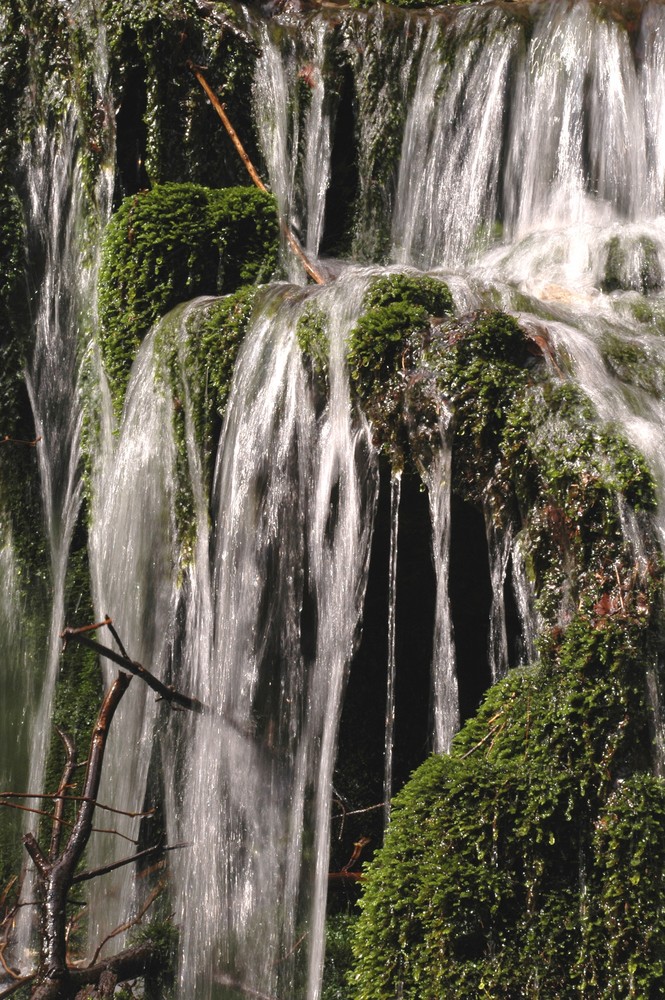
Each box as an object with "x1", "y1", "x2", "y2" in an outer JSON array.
[
  {"x1": 98, "y1": 181, "x2": 277, "y2": 409},
  {"x1": 602, "y1": 235, "x2": 663, "y2": 295},
  {"x1": 351, "y1": 299, "x2": 665, "y2": 998},
  {"x1": 103, "y1": 0, "x2": 260, "y2": 190}
]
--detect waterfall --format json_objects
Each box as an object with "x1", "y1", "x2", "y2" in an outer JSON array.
[
  {"x1": 9, "y1": 0, "x2": 114, "y2": 964},
  {"x1": 426, "y1": 428, "x2": 457, "y2": 755},
  {"x1": 162, "y1": 275, "x2": 377, "y2": 999},
  {"x1": 6, "y1": 0, "x2": 665, "y2": 995},
  {"x1": 86, "y1": 319, "x2": 181, "y2": 952},
  {"x1": 253, "y1": 18, "x2": 332, "y2": 272},
  {"x1": 382, "y1": 472, "x2": 401, "y2": 828}
]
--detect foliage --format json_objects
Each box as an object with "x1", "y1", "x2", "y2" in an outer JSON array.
[
  {"x1": 352, "y1": 605, "x2": 665, "y2": 997},
  {"x1": 102, "y1": 0, "x2": 260, "y2": 191},
  {"x1": 323, "y1": 912, "x2": 358, "y2": 1000},
  {"x1": 351, "y1": 296, "x2": 665, "y2": 997},
  {"x1": 602, "y1": 235, "x2": 663, "y2": 295},
  {"x1": 98, "y1": 182, "x2": 277, "y2": 409}
]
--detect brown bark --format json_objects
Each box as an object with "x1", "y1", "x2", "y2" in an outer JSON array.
[
  {"x1": 186, "y1": 61, "x2": 327, "y2": 286},
  {"x1": 60, "y1": 630, "x2": 205, "y2": 714}
]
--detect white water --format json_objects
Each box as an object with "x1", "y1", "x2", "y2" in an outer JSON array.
[
  {"x1": 8, "y1": 0, "x2": 665, "y2": 994},
  {"x1": 160, "y1": 276, "x2": 378, "y2": 999},
  {"x1": 383, "y1": 472, "x2": 401, "y2": 828},
  {"x1": 86, "y1": 322, "x2": 180, "y2": 953},
  {"x1": 426, "y1": 428, "x2": 458, "y2": 755}
]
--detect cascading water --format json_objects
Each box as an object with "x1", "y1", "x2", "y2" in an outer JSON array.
[
  {"x1": 382, "y1": 472, "x2": 400, "y2": 827},
  {"x1": 7, "y1": 0, "x2": 665, "y2": 996},
  {"x1": 168, "y1": 276, "x2": 378, "y2": 999}
]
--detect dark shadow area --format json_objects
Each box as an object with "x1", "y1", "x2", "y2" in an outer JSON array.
[
  {"x1": 114, "y1": 50, "x2": 150, "y2": 201},
  {"x1": 320, "y1": 63, "x2": 359, "y2": 257},
  {"x1": 449, "y1": 497, "x2": 493, "y2": 725}
]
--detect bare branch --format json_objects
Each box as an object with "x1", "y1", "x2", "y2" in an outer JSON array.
[
  {"x1": 50, "y1": 729, "x2": 77, "y2": 860},
  {"x1": 60, "y1": 628, "x2": 205, "y2": 714},
  {"x1": 186, "y1": 61, "x2": 326, "y2": 286},
  {"x1": 1, "y1": 790, "x2": 154, "y2": 820},
  {"x1": 73, "y1": 842, "x2": 189, "y2": 885},
  {"x1": 88, "y1": 883, "x2": 164, "y2": 967},
  {"x1": 0, "y1": 972, "x2": 36, "y2": 998},
  {"x1": 0, "y1": 435, "x2": 41, "y2": 448},
  {"x1": 22, "y1": 832, "x2": 49, "y2": 878}
]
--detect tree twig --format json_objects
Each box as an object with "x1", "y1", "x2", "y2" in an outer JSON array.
[
  {"x1": 186, "y1": 60, "x2": 326, "y2": 286},
  {"x1": 49, "y1": 729, "x2": 77, "y2": 861},
  {"x1": 72, "y1": 843, "x2": 189, "y2": 885},
  {"x1": 60, "y1": 628, "x2": 205, "y2": 714},
  {"x1": 88, "y1": 883, "x2": 164, "y2": 967},
  {"x1": 1, "y1": 790, "x2": 154, "y2": 820}
]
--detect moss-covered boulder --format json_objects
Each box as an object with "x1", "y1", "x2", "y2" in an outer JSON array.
[
  {"x1": 350, "y1": 295, "x2": 665, "y2": 998},
  {"x1": 98, "y1": 181, "x2": 278, "y2": 409}
]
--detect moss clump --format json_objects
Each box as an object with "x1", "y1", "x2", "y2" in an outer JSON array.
[
  {"x1": 296, "y1": 305, "x2": 329, "y2": 379},
  {"x1": 323, "y1": 912, "x2": 357, "y2": 1000},
  {"x1": 350, "y1": 287, "x2": 665, "y2": 997},
  {"x1": 98, "y1": 182, "x2": 278, "y2": 409},
  {"x1": 342, "y1": 274, "x2": 453, "y2": 472},
  {"x1": 352, "y1": 603, "x2": 664, "y2": 998},
  {"x1": 103, "y1": 0, "x2": 260, "y2": 193},
  {"x1": 602, "y1": 235, "x2": 663, "y2": 295}
]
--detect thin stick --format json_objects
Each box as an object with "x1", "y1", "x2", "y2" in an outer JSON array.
[
  {"x1": 0, "y1": 791, "x2": 154, "y2": 820},
  {"x1": 73, "y1": 842, "x2": 189, "y2": 885},
  {"x1": 0, "y1": 436, "x2": 41, "y2": 447},
  {"x1": 0, "y1": 973, "x2": 36, "y2": 998},
  {"x1": 60, "y1": 629, "x2": 206, "y2": 714},
  {"x1": 187, "y1": 61, "x2": 326, "y2": 286},
  {"x1": 49, "y1": 729, "x2": 77, "y2": 860},
  {"x1": 88, "y1": 884, "x2": 164, "y2": 967}
]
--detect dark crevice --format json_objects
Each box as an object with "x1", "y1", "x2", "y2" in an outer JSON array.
[
  {"x1": 320, "y1": 62, "x2": 359, "y2": 257},
  {"x1": 114, "y1": 51, "x2": 150, "y2": 202},
  {"x1": 449, "y1": 497, "x2": 493, "y2": 726}
]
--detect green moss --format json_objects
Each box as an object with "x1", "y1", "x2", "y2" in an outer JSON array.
[
  {"x1": 348, "y1": 274, "x2": 453, "y2": 392},
  {"x1": 323, "y1": 912, "x2": 357, "y2": 1000},
  {"x1": 350, "y1": 287, "x2": 665, "y2": 997},
  {"x1": 602, "y1": 235, "x2": 663, "y2": 295},
  {"x1": 103, "y1": 0, "x2": 260, "y2": 190},
  {"x1": 296, "y1": 305, "x2": 329, "y2": 379},
  {"x1": 352, "y1": 602, "x2": 664, "y2": 997},
  {"x1": 98, "y1": 182, "x2": 278, "y2": 410}
]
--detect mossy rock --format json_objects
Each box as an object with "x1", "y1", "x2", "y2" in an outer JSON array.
[
  {"x1": 350, "y1": 290, "x2": 665, "y2": 997},
  {"x1": 98, "y1": 181, "x2": 278, "y2": 410},
  {"x1": 352, "y1": 605, "x2": 665, "y2": 998},
  {"x1": 602, "y1": 235, "x2": 663, "y2": 295}
]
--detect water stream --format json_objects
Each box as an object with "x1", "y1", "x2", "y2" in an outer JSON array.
[{"x1": 5, "y1": 1, "x2": 665, "y2": 996}]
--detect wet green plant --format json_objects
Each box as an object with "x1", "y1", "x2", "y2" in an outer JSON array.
[
  {"x1": 98, "y1": 182, "x2": 278, "y2": 411},
  {"x1": 103, "y1": 0, "x2": 260, "y2": 191},
  {"x1": 350, "y1": 295, "x2": 665, "y2": 998}
]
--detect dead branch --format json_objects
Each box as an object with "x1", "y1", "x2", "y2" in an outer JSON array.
[
  {"x1": 49, "y1": 730, "x2": 76, "y2": 860},
  {"x1": 0, "y1": 972, "x2": 36, "y2": 998},
  {"x1": 186, "y1": 61, "x2": 326, "y2": 286},
  {"x1": 60, "y1": 626, "x2": 205, "y2": 714},
  {"x1": 0, "y1": 436, "x2": 41, "y2": 448},
  {"x1": 24, "y1": 674, "x2": 131, "y2": 995},
  {"x1": 72, "y1": 842, "x2": 188, "y2": 885},
  {"x1": 1, "y1": 790, "x2": 154, "y2": 820},
  {"x1": 88, "y1": 883, "x2": 164, "y2": 967}
]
